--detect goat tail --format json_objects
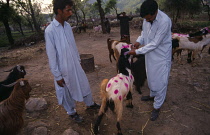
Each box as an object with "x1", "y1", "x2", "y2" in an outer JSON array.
[
  {"x1": 100, "y1": 79, "x2": 109, "y2": 96},
  {"x1": 208, "y1": 47, "x2": 210, "y2": 54},
  {"x1": 107, "y1": 38, "x2": 114, "y2": 63},
  {"x1": 99, "y1": 79, "x2": 109, "y2": 115},
  {"x1": 107, "y1": 38, "x2": 111, "y2": 44}
]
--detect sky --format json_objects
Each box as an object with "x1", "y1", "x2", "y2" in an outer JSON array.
[
  {"x1": 36, "y1": 0, "x2": 52, "y2": 12},
  {"x1": 36, "y1": 0, "x2": 52, "y2": 5},
  {"x1": 3, "y1": 0, "x2": 53, "y2": 13}
]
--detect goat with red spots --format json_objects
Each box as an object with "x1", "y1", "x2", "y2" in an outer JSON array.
[{"x1": 93, "y1": 48, "x2": 134, "y2": 135}]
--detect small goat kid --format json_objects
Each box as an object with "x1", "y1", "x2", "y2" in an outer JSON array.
[
  {"x1": 0, "y1": 65, "x2": 26, "y2": 102},
  {"x1": 0, "y1": 78, "x2": 32, "y2": 135},
  {"x1": 93, "y1": 48, "x2": 134, "y2": 135},
  {"x1": 107, "y1": 38, "x2": 131, "y2": 63}
]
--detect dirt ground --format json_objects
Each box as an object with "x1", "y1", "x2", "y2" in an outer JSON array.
[{"x1": 0, "y1": 27, "x2": 210, "y2": 135}]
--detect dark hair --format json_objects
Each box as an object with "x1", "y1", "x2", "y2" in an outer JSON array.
[
  {"x1": 140, "y1": 0, "x2": 158, "y2": 18},
  {"x1": 53, "y1": 0, "x2": 74, "y2": 15}
]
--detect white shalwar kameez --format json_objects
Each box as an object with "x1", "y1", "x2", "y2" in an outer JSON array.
[
  {"x1": 135, "y1": 10, "x2": 172, "y2": 109},
  {"x1": 45, "y1": 19, "x2": 94, "y2": 115}
]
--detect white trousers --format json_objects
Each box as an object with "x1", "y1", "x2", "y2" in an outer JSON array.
[
  {"x1": 150, "y1": 85, "x2": 167, "y2": 109},
  {"x1": 62, "y1": 88, "x2": 94, "y2": 115}
]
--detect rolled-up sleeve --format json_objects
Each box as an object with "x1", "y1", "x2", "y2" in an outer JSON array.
[
  {"x1": 136, "y1": 32, "x2": 144, "y2": 45},
  {"x1": 135, "y1": 21, "x2": 169, "y2": 55}
]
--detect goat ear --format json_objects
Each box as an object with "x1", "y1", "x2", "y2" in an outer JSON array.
[{"x1": 20, "y1": 81, "x2": 25, "y2": 86}]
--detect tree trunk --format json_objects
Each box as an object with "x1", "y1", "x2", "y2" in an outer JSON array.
[
  {"x1": 3, "y1": 19, "x2": 14, "y2": 46},
  {"x1": 73, "y1": 6, "x2": 79, "y2": 26},
  {"x1": 96, "y1": 0, "x2": 106, "y2": 34},
  {"x1": 206, "y1": 5, "x2": 210, "y2": 21},
  {"x1": 175, "y1": 9, "x2": 180, "y2": 23},
  {"x1": 18, "y1": 22, "x2": 24, "y2": 36},
  {"x1": 114, "y1": 7, "x2": 118, "y2": 15},
  {"x1": 200, "y1": 0, "x2": 210, "y2": 21},
  {"x1": 81, "y1": 10, "x2": 86, "y2": 23},
  {"x1": 28, "y1": 0, "x2": 41, "y2": 33}
]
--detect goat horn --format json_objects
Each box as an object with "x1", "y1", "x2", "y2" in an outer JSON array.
[
  {"x1": 3, "y1": 67, "x2": 14, "y2": 72},
  {"x1": 1, "y1": 81, "x2": 17, "y2": 87}
]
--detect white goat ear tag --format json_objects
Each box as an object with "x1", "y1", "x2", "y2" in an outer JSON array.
[{"x1": 20, "y1": 81, "x2": 25, "y2": 86}]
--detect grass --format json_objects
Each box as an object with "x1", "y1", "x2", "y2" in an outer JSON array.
[
  {"x1": 0, "y1": 31, "x2": 36, "y2": 47},
  {"x1": 178, "y1": 21, "x2": 210, "y2": 28}
]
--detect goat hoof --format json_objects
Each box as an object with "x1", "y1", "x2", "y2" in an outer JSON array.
[
  {"x1": 93, "y1": 130, "x2": 98, "y2": 135},
  {"x1": 126, "y1": 104, "x2": 133, "y2": 108},
  {"x1": 137, "y1": 90, "x2": 142, "y2": 95},
  {"x1": 93, "y1": 126, "x2": 99, "y2": 135},
  {"x1": 187, "y1": 59, "x2": 192, "y2": 63}
]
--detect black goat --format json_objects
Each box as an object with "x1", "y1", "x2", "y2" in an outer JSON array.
[
  {"x1": 131, "y1": 54, "x2": 147, "y2": 94},
  {"x1": 0, "y1": 65, "x2": 26, "y2": 102}
]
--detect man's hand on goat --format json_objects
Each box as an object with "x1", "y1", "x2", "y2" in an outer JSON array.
[
  {"x1": 127, "y1": 49, "x2": 137, "y2": 55},
  {"x1": 133, "y1": 42, "x2": 140, "y2": 49},
  {"x1": 57, "y1": 78, "x2": 65, "y2": 87}
]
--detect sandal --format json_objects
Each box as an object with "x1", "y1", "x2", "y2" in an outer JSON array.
[{"x1": 70, "y1": 112, "x2": 83, "y2": 123}]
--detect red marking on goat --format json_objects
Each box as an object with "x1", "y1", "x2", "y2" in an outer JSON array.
[
  {"x1": 114, "y1": 80, "x2": 118, "y2": 83},
  {"x1": 119, "y1": 77, "x2": 123, "y2": 80},
  {"x1": 114, "y1": 89, "x2": 119, "y2": 94},
  {"x1": 125, "y1": 83, "x2": 128, "y2": 88},
  {"x1": 119, "y1": 96, "x2": 122, "y2": 101},
  {"x1": 122, "y1": 44, "x2": 130, "y2": 49},
  {"x1": 107, "y1": 83, "x2": 111, "y2": 88}
]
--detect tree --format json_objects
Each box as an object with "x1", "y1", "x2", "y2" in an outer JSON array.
[
  {"x1": 11, "y1": 10, "x2": 25, "y2": 36},
  {"x1": 0, "y1": 1, "x2": 14, "y2": 46},
  {"x1": 188, "y1": 0, "x2": 202, "y2": 19},
  {"x1": 16, "y1": 0, "x2": 41, "y2": 33},
  {"x1": 43, "y1": 3, "x2": 53, "y2": 21},
  {"x1": 159, "y1": 0, "x2": 201, "y2": 23},
  {"x1": 78, "y1": 0, "x2": 90, "y2": 23},
  {"x1": 201, "y1": 0, "x2": 210, "y2": 21},
  {"x1": 105, "y1": 0, "x2": 117, "y2": 15},
  {"x1": 96, "y1": 0, "x2": 106, "y2": 33}
]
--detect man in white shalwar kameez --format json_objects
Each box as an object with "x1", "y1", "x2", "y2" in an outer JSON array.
[
  {"x1": 44, "y1": 0, "x2": 100, "y2": 123},
  {"x1": 128, "y1": 0, "x2": 172, "y2": 121}
]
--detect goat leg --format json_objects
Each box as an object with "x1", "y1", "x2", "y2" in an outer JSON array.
[
  {"x1": 116, "y1": 122, "x2": 123, "y2": 135},
  {"x1": 187, "y1": 50, "x2": 192, "y2": 63},
  {"x1": 93, "y1": 113, "x2": 104, "y2": 134},
  {"x1": 93, "y1": 98, "x2": 108, "y2": 134},
  {"x1": 115, "y1": 102, "x2": 123, "y2": 135},
  {"x1": 126, "y1": 91, "x2": 133, "y2": 108},
  {"x1": 109, "y1": 53, "x2": 113, "y2": 63}
]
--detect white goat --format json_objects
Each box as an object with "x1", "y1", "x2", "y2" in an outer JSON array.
[
  {"x1": 173, "y1": 34, "x2": 210, "y2": 65},
  {"x1": 93, "y1": 25, "x2": 102, "y2": 34}
]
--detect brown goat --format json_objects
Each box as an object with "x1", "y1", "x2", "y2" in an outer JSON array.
[
  {"x1": 0, "y1": 78, "x2": 32, "y2": 135},
  {"x1": 107, "y1": 38, "x2": 131, "y2": 63}
]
